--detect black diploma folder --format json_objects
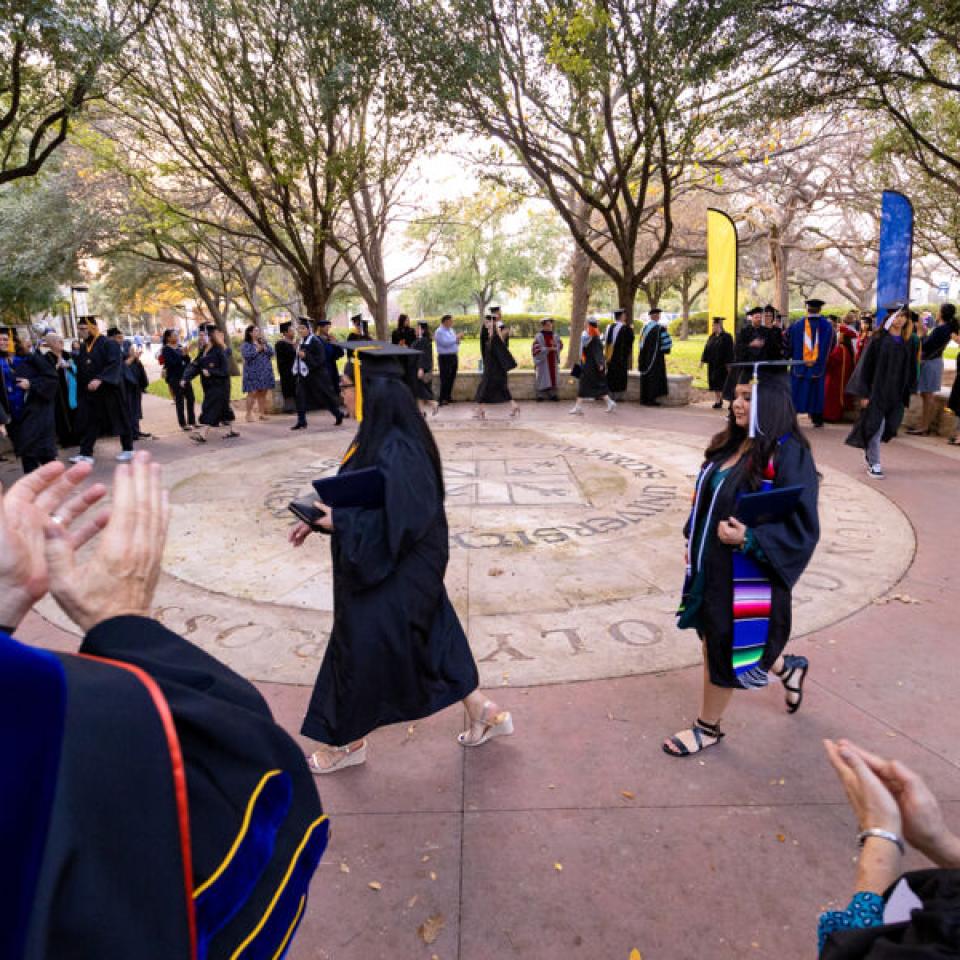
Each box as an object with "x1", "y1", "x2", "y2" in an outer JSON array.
[
  {"x1": 735, "y1": 485, "x2": 804, "y2": 526},
  {"x1": 287, "y1": 467, "x2": 386, "y2": 528}
]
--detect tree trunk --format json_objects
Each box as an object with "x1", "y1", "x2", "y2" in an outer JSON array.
[
  {"x1": 371, "y1": 279, "x2": 390, "y2": 340},
  {"x1": 679, "y1": 273, "x2": 692, "y2": 340},
  {"x1": 770, "y1": 226, "x2": 789, "y2": 316},
  {"x1": 567, "y1": 242, "x2": 591, "y2": 369}
]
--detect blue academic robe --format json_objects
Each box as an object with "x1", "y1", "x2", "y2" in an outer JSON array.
[{"x1": 788, "y1": 315, "x2": 834, "y2": 414}]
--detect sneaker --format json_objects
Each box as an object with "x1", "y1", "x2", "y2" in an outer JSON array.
[
  {"x1": 866, "y1": 463, "x2": 884, "y2": 479},
  {"x1": 605, "y1": 400, "x2": 617, "y2": 413},
  {"x1": 115, "y1": 451, "x2": 134, "y2": 463},
  {"x1": 69, "y1": 454, "x2": 95, "y2": 465},
  {"x1": 568, "y1": 406, "x2": 583, "y2": 416}
]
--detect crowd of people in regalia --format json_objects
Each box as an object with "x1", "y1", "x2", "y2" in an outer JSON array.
[{"x1": 4, "y1": 302, "x2": 960, "y2": 959}]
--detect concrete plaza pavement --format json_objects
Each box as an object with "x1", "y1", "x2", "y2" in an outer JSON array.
[{"x1": 8, "y1": 391, "x2": 960, "y2": 960}]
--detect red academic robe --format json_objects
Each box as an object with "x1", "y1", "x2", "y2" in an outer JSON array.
[{"x1": 823, "y1": 340, "x2": 855, "y2": 422}]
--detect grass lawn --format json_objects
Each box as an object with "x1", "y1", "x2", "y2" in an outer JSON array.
[{"x1": 146, "y1": 335, "x2": 716, "y2": 401}]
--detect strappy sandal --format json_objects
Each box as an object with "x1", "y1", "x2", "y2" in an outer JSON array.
[
  {"x1": 662, "y1": 717, "x2": 725, "y2": 758},
  {"x1": 458, "y1": 701, "x2": 514, "y2": 747},
  {"x1": 775, "y1": 654, "x2": 809, "y2": 714},
  {"x1": 306, "y1": 740, "x2": 368, "y2": 775},
  {"x1": 509, "y1": 406, "x2": 520, "y2": 418}
]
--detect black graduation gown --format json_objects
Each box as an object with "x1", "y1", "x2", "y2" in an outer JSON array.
[
  {"x1": 16, "y1": 615, "x2": 326, "y2": 960},
  {"x1": 391, "y1": 327, "x2": 417, "y2": 347},
  {"x1": 75, "y1": 335, "x2": 131, "y2": 438},
  {"x1": 820, "y1": 869, "x2": 960, "y2": 959},
  {"x1": 185, "y1": 345, "x2": 232, "y2": 427},
  {"x1": 474, "y1": 336, "x2": 516, "y2": 403},
  {"x1": 296, "y1": 337, "x2": 339, "y2": 413},
  {"x1": 578, "y1": 336, "x2": 609, "y2": 398},
  {"x1": 14, "y1": 351, "x2": 59, "y2": 461},
  {"x1": 52, "y1": 358, "x2": 79, "y2": 448},
  {"x1": 302, "y1": 429, "x2": 479, "y2": 745},
  {"x1": 638, "y1": 322, "x2": 669, "y2": 402},
  {"x1": 606, "y1": 324, "x2": 635, "y2": 394},
  {"x1": 412, "y1": 335, "x2": 435, "y2": 401},
  {"x1": 274, "y1": 339, "x2": 298, "y2": 400},
  {"x1": 701, "y1": 332, "x2": 735, "y2": 392},
  {"x1": 681, "y1": 438, "x2": 820, "y2": 688},
  {"x1": 845, "y1": 334, "x2": 916, "y2": 449},
  {"x1": 723, "y1": 325, "x2": 782, "y2": 399}
]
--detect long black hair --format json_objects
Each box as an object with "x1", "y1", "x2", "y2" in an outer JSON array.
[
  {"x1": 344, "y1": 372, "x2": 445, "y2": 497},
  {"x1": 705, "y1": 379, "x2": 809, "y2": 490}
]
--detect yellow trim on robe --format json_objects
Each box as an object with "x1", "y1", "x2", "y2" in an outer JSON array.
[
  {"x1": 229, "y1": 815, "x2": 330, "y2": 960},
  {"x1": 271, "y1": 895, "x2": 307, "y2": 960},
  {"x1": 193, "y1": 770, "x2": 283, "y2": 898}
]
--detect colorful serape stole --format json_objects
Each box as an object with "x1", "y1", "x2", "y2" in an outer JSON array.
[{"x1": 731, "y1": 459, "x2": 776, "y2": 688}]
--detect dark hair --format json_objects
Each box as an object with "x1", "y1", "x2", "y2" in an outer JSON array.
[
  {"x1": 417, "y1": 322, "x2": 431, "y2": 338},
  {"x1": 705, "y1": 381, "x2": 809, "y2": 490},
  {"x1": 397, "y1": 314, "x2": 409, "y2": 327},
  {"x1": 941, "y1": 302, "x2": 958, "y2": 332},
  {"x1": 244, "y1": 324, "x2": 256, "y2": 343},
  {"x1": 441, "y1": 314, "x2": 452, "y2": 323},
  {"x1": 162, "y1": 328, "x2": 177, "y2": 345},
  {"x1": 342, "y1": 375, "x2": 444, "y2": 496}
]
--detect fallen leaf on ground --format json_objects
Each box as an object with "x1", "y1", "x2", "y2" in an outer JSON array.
[
  {"x1": 367, "y1": 881, "x2": 382, "y2": 891},
  {"x1": 339, "y1": 862, "x2": 350, "y2": 874},
  {"x1": 418, "y1": 913, "x2": 445, "y2": 945},
  {"x1": 554, "y1": 862, "x2": 563, "y2": 872},
  {"x1": 429, "y1": 871, "x2": 437, "y2": 881},
  {"x1": 488, "y1": 567, "x2": 504, "y2": 577},
  {"x1": 422, "y1": 854, "x2": 430, "y2": 862},
  {"x1": 629, "y1": 951, "x2": 643, "y2": 960},
  {"x1": 407, "y1": 894, "x2": 419, "y2": 909},
  {"x1": 407, "y1": 724, "x2": 416, "y2": 737},
  {"x1": 620, "y1": 790, "x2": 635, "y2": 800},
  {"x1": 775, "y1": 834, "x2": 786, "y2": 843}
]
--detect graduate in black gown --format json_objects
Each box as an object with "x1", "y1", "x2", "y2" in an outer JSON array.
[
  {"x1": 70, "y1": 316, "x2": 134, "y2": 465},
  {"x1": 700, "y1": 317, "x2": 735, "y2": 408},
  {"x1": 845, "y1": 307, "x2": 917, "y2": 480},
  {"x1": 183, "y1": 325, "x2": 240, "y2": 444},
  {"x1": 722, "y1": 306, "x2": 783, "y2": 401},
  {"x1": 638, "y1": 307, "x2": 671, "y2": 405},
  {"x1": 290, "y1": 317, "x2": 342, "y2": 431},
  {"x1": 663, "y1": 362, "x2": 820, "y2": 758},
  {"x1": 10, "y1": 341, "x2": 60, "y2": 473},
  {"x1": 473, "y1": 321, "x2": 519, "y2": 419},
  {"x1": 274, "y1": 321, "x2": 298, "y2": 414},
  {"x1": 570, "y1": 318, "x2": 616, "y2": 415},
  {"x1": 604, "y1": 307, "x2": 635, "y2": 400},
  {"x1": 412, "y1": 320, "x2": 439, "y2": 416},
  {"x1": 0, "y1": 454, "x2": 326, "y2": 960},
  {"x1": 290, "y1": 342, "x2": 514, "y2": 774}
]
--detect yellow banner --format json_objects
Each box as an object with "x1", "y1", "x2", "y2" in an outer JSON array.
[{"x1": 707, "y1": 209, "x2": 738, "y2": 337}]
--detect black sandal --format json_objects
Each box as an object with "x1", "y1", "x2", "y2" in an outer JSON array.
[
  {"x1": 662, "y1": 717, "x2": 725, "y2": 758},
  {"x1": 776, "y1": 655, "x2": 809, "y2": 714}
]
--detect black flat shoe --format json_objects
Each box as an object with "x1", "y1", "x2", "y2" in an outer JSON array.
[{"x1": 290, "y1": 422, "x2": 307, "y2": 431}]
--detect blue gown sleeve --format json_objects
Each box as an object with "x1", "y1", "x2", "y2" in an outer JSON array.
[
  {"x1": 332, "y1": 431, "x2": 439, "y2": 590},
  {"x1": 818, "y1": 891, "x2": 885, "y2": 953}
]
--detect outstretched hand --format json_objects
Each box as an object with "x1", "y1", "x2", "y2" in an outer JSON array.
[
  {"x1": 824, "y1": 738, "x2": 902, "y2": 835},
  {"x1": 44, "y1": 451, "x2": 170, "y2": 633},
  {"x1": 0, "y1": 461, "x2": 108, "y2": 632}
]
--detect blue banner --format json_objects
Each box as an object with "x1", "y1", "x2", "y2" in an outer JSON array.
[{"x1": 875, "y1": 191, "x2": 914, "y2": 324}]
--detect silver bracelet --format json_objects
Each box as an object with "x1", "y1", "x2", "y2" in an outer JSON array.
[{"x1": 857, "y1": 828, "x2": 905, "y2": 855}]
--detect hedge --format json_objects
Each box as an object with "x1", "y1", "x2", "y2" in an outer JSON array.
[{"x1": 420, "y1": 313, "x2": 571, "y2": 337}]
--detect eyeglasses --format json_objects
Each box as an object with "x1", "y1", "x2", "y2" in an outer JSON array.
[{"x1": 340, "y1": 380, "x2": 354, "y2": 390}]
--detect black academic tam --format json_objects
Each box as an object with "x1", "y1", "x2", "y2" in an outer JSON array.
[{"x1": 17, "y1": 616, "x2": 327, "y2": 960}]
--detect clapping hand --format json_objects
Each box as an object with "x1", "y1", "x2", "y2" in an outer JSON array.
[
  {"x1": 824, "y1": 739, "x2": 902, "y2": 835},
  {"x1": 0, "y1": 461, "x2": 109, "y2": 632},
  {"x1": 44, "y1": 452, "x2": 170, "y2": 633}
]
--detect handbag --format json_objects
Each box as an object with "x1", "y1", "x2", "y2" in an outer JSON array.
[{"x1": 571, "y1": 363, "x2": 582, "y2": 379}]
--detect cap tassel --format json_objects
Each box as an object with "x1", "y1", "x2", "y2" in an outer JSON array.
[
  {"x1": 748, "y1": 364, "x2": 760, "y2": 439},
  {"x1": 352, "y1": 353, "x2": 363, "y2": 422}
]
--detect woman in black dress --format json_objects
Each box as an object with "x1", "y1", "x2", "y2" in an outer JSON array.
[
  {"x1": 570, "y1": 318, "x2": 616, "y2": 415},
  {"x1": 474, "y1": 322, "x2": 519, "y2": 420},
  {"x1": 663, "y1": 369, "x2": 820, "y2": 757},
  {"x1": 412, "y1": 321, "x2": 439, "y2": 416},
  {"x1": 160, "y1": 328, "x2": 196, "y2": 432},
  {"x1": 290, "y1": 344, "x2": 514, "y2": 773},
  {"x1": 391, "y1": 313, "x2": 417, "y2": 347},
  {"x1": 182, "y1": 326, "x2": 239, "y2": 443}
]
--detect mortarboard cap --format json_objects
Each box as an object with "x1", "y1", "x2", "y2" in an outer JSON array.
[
  {"x1": 613, "y1": 308, "x2": 626, "y2": 319},
  {"x1": 763, "y1": 303, "x2": 775, "y2": 312},
  {"x1": 540, "y1": 316, "x2": 554, "y2": 325},
  {"x1": 77, "y1": 315, "x2": 98, "y2": 324},
  {"x1": 278, "y1": 320, "x2": 292, "y2": 333},
  {"x1": 649, "y1": 307, "x2": 662, "y2": 316},
  {"x1": 490, "y1": 305, "x2": 501, "y2": 313},
  {"x1": 106, "y1": 326, "x2": 122, "y2": 337},
  {"x1": 727, "y1": 360, "x2": 798, "y2": 438},
  {"x1": 746, "y1": 306, "x2": 762, "y2": 317},
  {"x1": 804, "y1": 298, "x2": 825, "y2": 312},
  {"x1": 316, "y1": 318, "x2": 331, "y2": 327},
  {"x1": 297, "y1": 315, "x2": 314, "y2": 327},
  {"x1": 342, "y1": 341, "x2": 420, "y2": 422},
  {"x1": 350, "y1": 314, "x2": 363, "y2": 325},
  {"x1": 587, "y1": 318, "x2": 600, "y2": 328}
]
